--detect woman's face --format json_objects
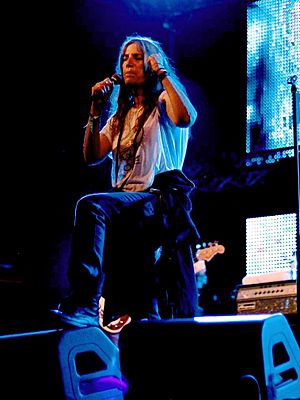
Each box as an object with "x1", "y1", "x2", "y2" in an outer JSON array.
[{"x1": 121, "y1": 42, "x2": 146, "y2": 86}]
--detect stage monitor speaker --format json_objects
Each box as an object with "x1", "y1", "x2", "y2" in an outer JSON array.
[
  {"x1": 0, "y1": 327, "x2": 126, "y2": 400},
  {"x1": 58, "y1": 327, "x2": 125, "y2": 399},
  {"x1": 119, "y1": 313, "x2": 300, "y2": 400},
  {"x1": 0, "y1": 328, "x2": 65, "y2": 399}
]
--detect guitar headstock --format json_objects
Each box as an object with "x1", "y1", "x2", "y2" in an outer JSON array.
[{"x1": 196, "y1": 242, "x2": 225, "y2": 262}]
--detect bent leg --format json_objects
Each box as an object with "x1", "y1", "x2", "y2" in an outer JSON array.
[{"x1": 66, "y1": 191, "x2": 158, "y2": 311}]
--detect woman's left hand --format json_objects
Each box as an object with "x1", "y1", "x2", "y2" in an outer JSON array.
[{"x1": 147, "y1": 53, "x2": 164, "y2": 74}]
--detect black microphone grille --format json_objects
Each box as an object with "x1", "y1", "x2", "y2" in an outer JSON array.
[{"x1": 111, "y1": 73, "x2": 122, "y2": 85}]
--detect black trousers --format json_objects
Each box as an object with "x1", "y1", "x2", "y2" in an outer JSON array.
[{"x1": 67, "y1": 190, "x2": 161, "y2": 324}]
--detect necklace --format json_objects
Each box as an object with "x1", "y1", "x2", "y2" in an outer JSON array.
[
  {"x1": 129, "y1": 105, "x2": 143, "y2": 135},
  {"x1": 115, "y1": 105, "x2": 145, "y2": 185}
]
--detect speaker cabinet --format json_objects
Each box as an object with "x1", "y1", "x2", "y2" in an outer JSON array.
[
  {"x1": 0, "y1": 326, "x2": 125, "y2": 400},
  {"x1": 119, "y1": 313, "x2": 300, "y2": 400},
  {"x1": 58, "y1": 327, "x2": 124, "y2": 399},
  {"x1": 0, "y1": 328, "x2": 65, "y2": 399}
]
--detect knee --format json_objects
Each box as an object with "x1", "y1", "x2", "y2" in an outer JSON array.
[
  {"x1": 74, "y1": 195, "x2": 105, "y2": 221},
  {"x1": 75, "y1": 196, "x2": 92, "y2": 215}
]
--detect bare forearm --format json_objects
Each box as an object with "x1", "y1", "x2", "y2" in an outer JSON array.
[
  {"x1": 83, "y1": 76, "x2": 115, "y2": 163},
  {"x1": 83, "y1": 115, "x2": 102, "y2": 164},
  {"x1": 161, "y1": 75, "x2": 197, "y2": 127},
  {"x1": 147, "y1": 53, "x2": 197, "y2": 127}
]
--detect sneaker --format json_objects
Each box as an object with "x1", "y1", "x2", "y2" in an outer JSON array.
[
  {"x1": 61, "y1": 307, "x2": 100, "y2": 327},
  {"x1": 50, "y1": 299, "x2": 99, "y2": 328},
  {"x1": 99, "y1": 296, "x2": 131, "y2": 334}
]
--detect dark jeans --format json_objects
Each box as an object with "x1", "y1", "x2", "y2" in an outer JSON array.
[{"x1": 67, "y1": 190, "x2": 160, "y2": 323}]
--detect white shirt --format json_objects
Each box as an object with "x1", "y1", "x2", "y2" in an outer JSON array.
[{"x1": 100, "y1": 92, "x2": 190, "y2": 191}]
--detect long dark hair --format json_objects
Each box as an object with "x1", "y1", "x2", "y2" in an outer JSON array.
[{"x1": 108, "y1": 35, "x2": 187, "y2": 139}]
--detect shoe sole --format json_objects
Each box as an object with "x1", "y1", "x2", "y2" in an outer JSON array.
[{"x1": 99, "y1": 297, "x2": 131, "y2": 334}]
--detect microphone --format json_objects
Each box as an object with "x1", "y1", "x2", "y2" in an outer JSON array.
[
  {"x1": 110, "y1": 73, "x2": 123, "y2": 85},
  {"x1": 91, "y1": 73, "x2": 122, "y2": 100}
]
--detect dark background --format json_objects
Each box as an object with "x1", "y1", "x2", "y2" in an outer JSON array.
[{"x1": 0, "y1": 0, "x2": 297, "y2": 320}]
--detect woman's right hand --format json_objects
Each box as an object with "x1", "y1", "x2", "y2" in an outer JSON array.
[
  {"x1": 91, "y1": 77, "x2": 114, "y2": 99},
  {"x1": 90, "y1": 77, "x2": 114, "y2": 116}
]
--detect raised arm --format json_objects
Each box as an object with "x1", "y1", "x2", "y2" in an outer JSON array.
[
  {"x1": 147, "y1": 54, "x2": 197, "y2": 127},
  {"x1": 83, "y1": 78, "x2": 113, "y2": 164}
]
